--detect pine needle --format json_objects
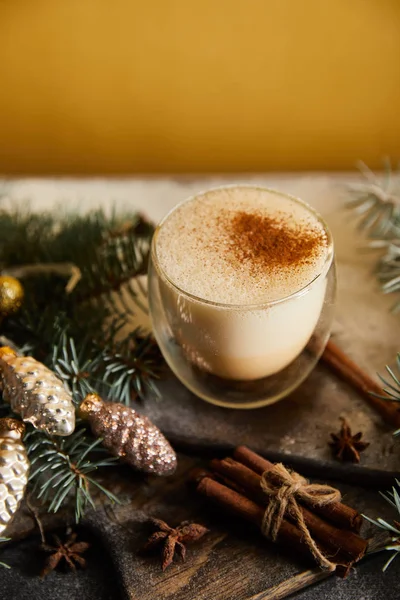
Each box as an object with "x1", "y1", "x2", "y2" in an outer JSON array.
[
  {"x1": 26, "y1": 425, "x2": 120, "y2": 522},
  {"x1": 0, "y1": 203, "x2": 160, "y2": 520},
  {"x1": 347, "y1": 161, "x2": 400, "y2": 304}
]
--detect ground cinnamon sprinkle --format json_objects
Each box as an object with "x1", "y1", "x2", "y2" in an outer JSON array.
[{"x1": 228, "y1": 211, "x2": 326, "y2": 273}]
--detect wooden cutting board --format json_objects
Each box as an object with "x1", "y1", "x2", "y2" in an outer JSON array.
[
  {"x1": 80, "y1": 455, "x2": 394, "y2": 600},
  {"x1": 5, "y1": 455, "x2": 395, "y2": 600}
]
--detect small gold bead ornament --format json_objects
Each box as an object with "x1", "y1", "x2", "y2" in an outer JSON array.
[
  {"x1": 80, "y1": 393, "x2": 177, "y2": 476},
  {"x1": 0, "y1": 347, "x2": 76, "y2": 436},
  {"x1": 0, "y1": 276, "x2": 24, "y2": 317},
  {"x1": 0, "y1": 418, "x2": 30, "y2": 535}
]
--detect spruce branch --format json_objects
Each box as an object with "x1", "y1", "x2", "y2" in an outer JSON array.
[
  {"x1": 0, "y1": 208, "x2": 56, "y2": 266},
  {"x1": 99, "y1": 327, "x2": 163, "y2": 404},
  {"x1": 364, "y1": 480, "x2": 400, "y2": 571},
  {"x1": 356, "y1": 171, "x2": 400, "y2": 565},
  {"x1": 346, "y1": 161, "x2": 400, "y2": 310},
  {"x1": 0, "y1": 205, "x2": 161, "y2": 406},
  {"x1": 51, "y1": 327, "x2": 163, "y2": 406},
  {"x1": 372, "y1": 240, "x2": 400, "y2": 313},
  {"x1": 370, "y1": 356, "x2": 400, "y2": 436},
  {"x1": 26, "y1": 425, "x2": 120, "y2": 522},
  {"x1": 52, "y1": 334, "x2": 101, "y2": 402},
  {"x1": 0, "y1": 201, "x2": 163, "y2": 523},
  {"x1": 73, "y1": 216, "x2": 153, "y2": 309},
  {"x1": 4, "y1": 306, "x2": 72, "y2": 362},
  {"x1": 346, "y1": 160, "x2": 400, "y2": 238},
  {"x1": 0, "y1": 206, "x2": 153, "y2": 323}
]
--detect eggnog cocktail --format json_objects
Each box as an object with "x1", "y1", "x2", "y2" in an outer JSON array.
[{"x1": 152, "y1": 186, "x2": 332, "y2": 384}]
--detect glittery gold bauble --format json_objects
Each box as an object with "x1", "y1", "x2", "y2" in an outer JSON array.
[
  {"x1": 80, "y1": 393, "x2": 177, "y2": 476},
  {"x1": 0, "y1": 276, "x2": 24, "y2": 317},
  {"x1": 0, "y1": 418, "x2": 29, "y2": 535},
  {"x1": 0, "y1": 347, "x2": 75, "y2": 436}
]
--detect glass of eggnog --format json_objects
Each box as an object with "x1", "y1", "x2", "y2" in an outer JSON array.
[{"x1": 148, "y1": 185, "x2": 336, "y2": 408}]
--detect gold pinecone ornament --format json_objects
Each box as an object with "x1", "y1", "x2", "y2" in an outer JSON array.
[
  {"x1": 0, "y1": 276, "x2": 24, "y2": 317},
  {"x1": 80, "y1": 394, "x2": 177, "y2": 476},
  {"x1": 0, "y1": 418, "x2": 29, "y2": 535},
  {"x1": 0, "y1": 347, "x2": 75, "y2": 436}
]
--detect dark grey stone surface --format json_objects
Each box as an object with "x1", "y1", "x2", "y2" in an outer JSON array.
[
  {"x1": 141, "y1": 367, "x2": 400, "y2": 488},
  {"x1": 0, "y1": 529, "x2": 118, "y2": 600}
]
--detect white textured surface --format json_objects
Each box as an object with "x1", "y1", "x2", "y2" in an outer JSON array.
[
  {"x1": 0, "y1": 173, "x2": 352, "y2": 221},
  {"x1": 1, "y1": 172, "x2": 398, "y2": 380}
]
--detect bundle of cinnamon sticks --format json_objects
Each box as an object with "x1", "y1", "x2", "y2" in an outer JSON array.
[{"x1": 192, "y1": 446, "x2": 368, "y2": 577}]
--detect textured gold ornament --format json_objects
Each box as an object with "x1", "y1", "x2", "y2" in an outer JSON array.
[
  {"x1": 0, "y1": 418, "x2": 29, "y2": 535},
  {"x1": 0, "y1": 276, "x2": 24, "y2": 317},
  {"x1": 80, "y1": 394, "x2": 177, "y2": 476},
  {"x1": 0, "y1": 347, "x2": 75, "y2": 436}
]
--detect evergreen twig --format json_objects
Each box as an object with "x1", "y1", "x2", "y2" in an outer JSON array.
[
  {"x1": 99, "y1": 327, "x2": 163, "y2": 404},
  {"x1": 0, "y1": 203, "x2": 160, "y2": 520},
  {"x1": 370, "y1": 355, "x2": 400, "y2": 436},
  {"x1": 346, "y1": 159, "x2": 400, "y2": 238},
  {"x1": 346, "y1": 161, "x2": 400, "y2": 311},
  {"x1": 26, "y1": 426, "x2": 120, "y2": 523},
  {"x1": 348, "y1": 161, "x2": 400, "y2": 569},
  {"x1": 52, "y1": 334, "x2": 101, "y2": 402},
  {"x1": 364, "y1": 480, "x2": 400, "y2": 571}
]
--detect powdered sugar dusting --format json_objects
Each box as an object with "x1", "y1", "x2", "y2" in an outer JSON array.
[{"x1": 156, "y1": 186, "x2": 329, "y2": 304}]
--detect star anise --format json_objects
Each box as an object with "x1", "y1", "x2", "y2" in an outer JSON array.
[
  {"x1": 142, "y1": 518, "x2": 209, "y2": 570},
  {"x1": 41, "y1": 531, "x2": 90, "y2": 577},
  {"x1": 330, "y1": 418, "x2": 369, "y2": 463}
]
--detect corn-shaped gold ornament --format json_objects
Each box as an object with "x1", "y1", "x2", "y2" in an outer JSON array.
[
  {"x1": 0, "y1": 347, "x2": 75, "y2": 436},
  {"x1": 0, "y1": 418, "x2": 30, "y2": 535}
]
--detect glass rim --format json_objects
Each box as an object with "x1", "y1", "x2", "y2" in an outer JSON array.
[{"x1": 151, "y1": 184, "x2": 335, "y2": 310}]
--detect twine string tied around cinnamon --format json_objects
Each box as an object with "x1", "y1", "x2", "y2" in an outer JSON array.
[{"x1": 260, "y1": 463, "x2": 341, "y2": 571}]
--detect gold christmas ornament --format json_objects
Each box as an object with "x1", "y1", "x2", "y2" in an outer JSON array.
[
  {"x1": 0, "y1": 347, "x2": 75, "y2": 436},
  {"x1": 0, "y1": 276, "x2": 24, "y2": 317},
  {"x1": 80, "y1": 393, "x2": 177, "y2": 476},
  {"x1": 0, "y1": 418, "x2": 29, "y2": 535}
]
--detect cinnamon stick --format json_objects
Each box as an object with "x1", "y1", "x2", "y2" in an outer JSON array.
[
  {"x1": 197, "y1": 476, "x2": 321, "y2": 562},
  {"x1": 321, "y1": 339, "x2": 400, "y2": 429},
  {"x1": 234, "y1": 446, "x2": 362, "y2": 532},
  {"x1": 195, "y1": 473, "x2": 356, "y2": 577},
  {"x1": 210, "y1": 457, "x2": 367, "y2": 562}
]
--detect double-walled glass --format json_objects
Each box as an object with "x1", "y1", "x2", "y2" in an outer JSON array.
[{"x1": 148, "y1": 187, "x2": 336, "y2": 409}]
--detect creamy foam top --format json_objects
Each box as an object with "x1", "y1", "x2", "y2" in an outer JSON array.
[{"x1": 156, "y1": 187, "x2": 329, "y2": 304}]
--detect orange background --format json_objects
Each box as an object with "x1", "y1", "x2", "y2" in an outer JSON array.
[{"x1": 0, "y1": 0, "x2": 399, "y2": 174}]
